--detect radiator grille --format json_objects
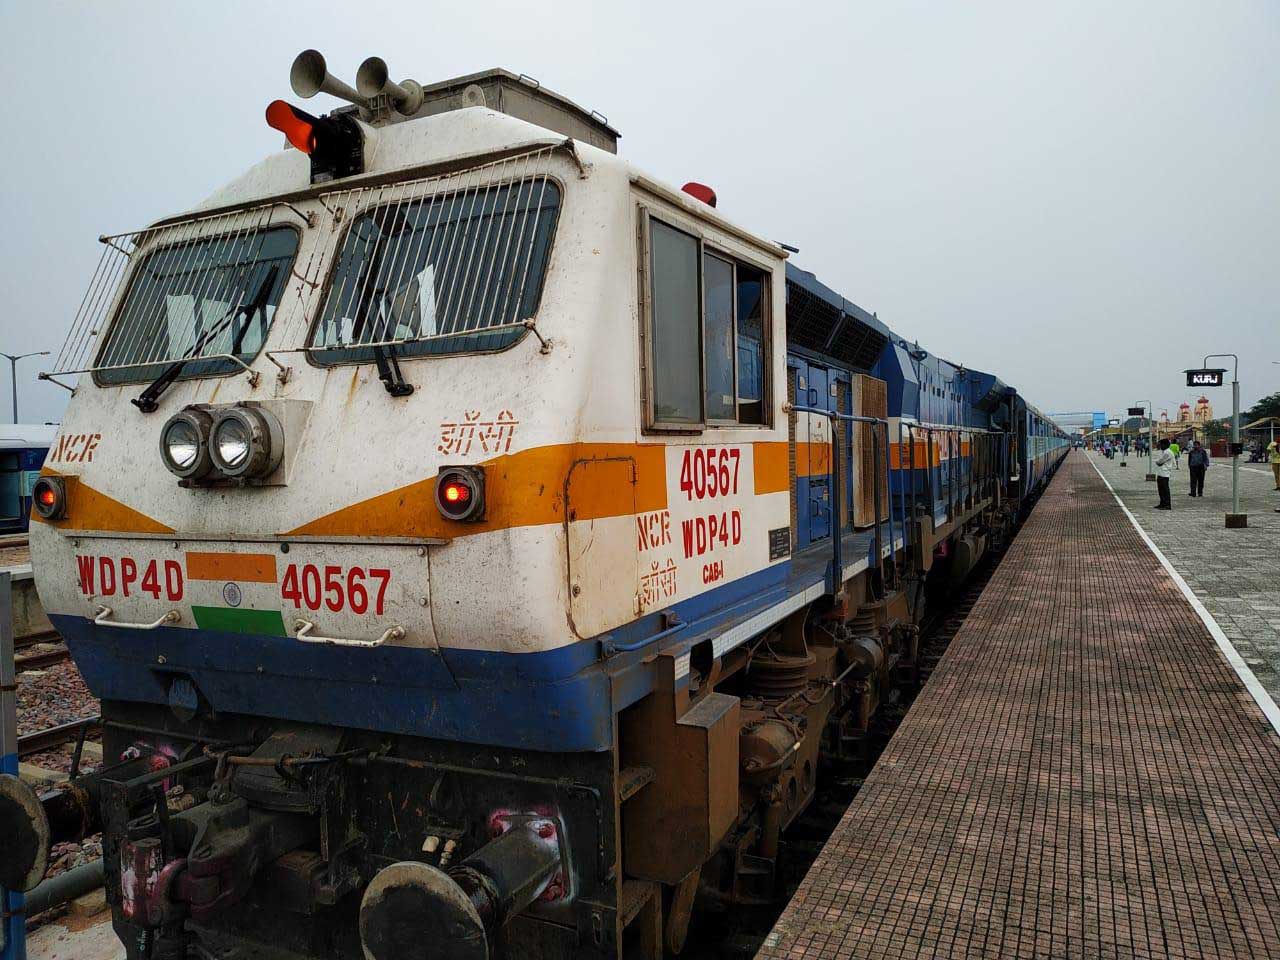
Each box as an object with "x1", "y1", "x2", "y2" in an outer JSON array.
[{"x1": 785, "y1": 279, "x2": 888, "y2": 370}]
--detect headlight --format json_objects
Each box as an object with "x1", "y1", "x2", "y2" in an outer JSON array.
[
  {"x1": 214, "y1": 417, "x2": 252, "y2": 469},
  {"x1": 209, "y1": 406, "x2": 284, "y2": 480},
  {"x1": 160, "y1": 408, "x2": 214, "y2": 480}
]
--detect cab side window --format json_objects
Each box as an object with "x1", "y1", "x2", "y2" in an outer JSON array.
[
  {"x1": 644, "y1": 213, "x2": 770, "y2": 430},
  {"x1": 648, "y1": 220, "x2": 702, "y2": 425}
]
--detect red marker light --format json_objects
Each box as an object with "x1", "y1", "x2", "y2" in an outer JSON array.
[
  {"x1": 434, "y1": 468, "x2": 485, "y2": 522},
  {"x1": 266, "y1": 100, "x2": 317, "y2": 154},
  {"x1": 681, "y1": 182, "x2": 717, "y2": 208},
  {"x1": 32, "y1": 476, "x2": 66, "y2": 520}
]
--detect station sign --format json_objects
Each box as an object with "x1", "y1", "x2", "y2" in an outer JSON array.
[
  {"x1": 1126, "y1": 407, "x2": 1144, "y2": 416},
  {"x1": 1185, "y1": 368, "x2": 1225, "y2": 387},
  {"x1": 1107, "y1": 419, "x2": 1120, "y2": 426}
]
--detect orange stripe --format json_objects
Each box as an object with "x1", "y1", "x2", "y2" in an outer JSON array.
[
  {"x1": 32, "y1": 471, "x2": 174, "y2": 535},
  {"x1": 285, "y1": 442, "x2": 669, "y2": 541},
  {"x1": 289, "y1": 438, "x2": 802, "y2": 542},
  {"x1": 888, "y1": 442, "x2": 979, "y2": 468},
  {"x1": 186, "y1": 552, "x2": 278, "y2": 583},
  {"x1": 753, "y1": 442, "x2": 789, "y2": 494}
]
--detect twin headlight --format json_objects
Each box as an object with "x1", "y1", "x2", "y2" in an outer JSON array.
[{"x1": 160, "y1": 405, "x2": 284, "y2": 483}]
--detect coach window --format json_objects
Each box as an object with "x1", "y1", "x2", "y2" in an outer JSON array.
[{"x1": 644, "y1": 213, "x2": 771, "y2": 430}]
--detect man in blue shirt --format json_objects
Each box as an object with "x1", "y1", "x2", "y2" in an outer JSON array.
[{"x1": 1187, "y1": 440, "x2": 1210, "y2": 497}]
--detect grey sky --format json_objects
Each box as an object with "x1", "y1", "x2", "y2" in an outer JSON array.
[{"x1": 2, "y1": 0, "x2": 1276, "y2": 427}]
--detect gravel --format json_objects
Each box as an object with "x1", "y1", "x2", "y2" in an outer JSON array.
[{"x1": 16, "y1": 660, "x2": 99, "y2": 735}]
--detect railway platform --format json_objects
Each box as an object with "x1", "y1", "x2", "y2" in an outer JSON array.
[
  {"x1": 1088, "y1": 448, "x2": 1280, "y2": 703},
  {"x1": 758, "y1": 450, "x2": 1280, "y2": 959}
]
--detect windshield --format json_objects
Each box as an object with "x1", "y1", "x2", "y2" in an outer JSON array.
[
  {"x1": 308, "y1": 176, "x2": 561, "y2": 362},
  {"x1": 95, "y1": 225, "x2": 298, "y2": 384}
]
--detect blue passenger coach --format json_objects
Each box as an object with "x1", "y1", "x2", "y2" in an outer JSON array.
[{"x1": 0, "y1": 424, "x2": 54, "y2": 534}]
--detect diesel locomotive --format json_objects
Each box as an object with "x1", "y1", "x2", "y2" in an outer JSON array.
[{"x1": 2, "y1": 52, "x2": 1067, "y2": 960}]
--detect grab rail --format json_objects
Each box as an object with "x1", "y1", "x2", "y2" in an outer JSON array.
[
  {"x1": 786, "y1": 404, "x2": 894, "y2": 595},
  {"x1": 897, "y1": 423, "x2": 1004, "y2": 542},
  {"x1": 293, "y1": 619, "x2": 405, "y2": 648},
  {"x1": 92, "y1": 606, "x2": 180, "y2": 630}
]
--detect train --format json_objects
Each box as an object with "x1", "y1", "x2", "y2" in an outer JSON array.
[
  {"x1": 1, "y1": 52, "x2": 1068, "y2": 960},
  {"x1": 0, "y1": 424, "x2": 55, "y2": 534}
]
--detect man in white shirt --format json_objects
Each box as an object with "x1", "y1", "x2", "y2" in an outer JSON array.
[{"x1": 1153, "y1": 439, "x2": 1173, "y2": 510}]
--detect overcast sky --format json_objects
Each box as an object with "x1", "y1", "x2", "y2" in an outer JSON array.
[{"x1": 1, "y1": 0, "x2": 1276, "y2": 427}]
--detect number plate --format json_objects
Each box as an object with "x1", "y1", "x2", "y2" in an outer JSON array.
[{"x1": 62, "y1": 539, "x2": 433, "y2": 647}]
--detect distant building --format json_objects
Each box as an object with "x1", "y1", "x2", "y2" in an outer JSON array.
[{"x1": 1048, "y1": 411, "x2": 1106, "y2": 433}]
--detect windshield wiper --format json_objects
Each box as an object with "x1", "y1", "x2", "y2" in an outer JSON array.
[{"x1": 132, "y1": 266, "x2": 279, "y2": 413}]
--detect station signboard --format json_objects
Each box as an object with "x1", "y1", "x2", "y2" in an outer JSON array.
[{"x1": 1185, "y1": 368, "x2": 1225, "y2": 387}]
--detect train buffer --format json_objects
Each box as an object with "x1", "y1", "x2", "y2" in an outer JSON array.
[{"x1": 758, "y1": 451, "x2": 1280, "y2": 959}]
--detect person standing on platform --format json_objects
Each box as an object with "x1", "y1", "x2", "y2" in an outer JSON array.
[
  {"x1": 1153, "y1": 439, "x2": 1173, "y2": 509},
  {"x1": 1269, "y1": 438, "x2": 1280, "y2": 490},
  {"x1": 1169, "y1": 439, "x2": 1181, "y2": 469},
  {"x1": 1187, "y1": 441, "x2": 1209, "y2": 497}
]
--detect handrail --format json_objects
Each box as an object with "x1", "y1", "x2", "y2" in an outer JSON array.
[
  {"x1": 93, "y1": 606, "x2": 180, "y2": 630},
  {"x1": 293, "y1": 619, "x2": 405, "y2": 648},
  {"x1": 786, "y1": 404, "x2": 894, "y2": 593},
  {"x1": 602, "y1": 612, "x2": 686, "y2": 656}
]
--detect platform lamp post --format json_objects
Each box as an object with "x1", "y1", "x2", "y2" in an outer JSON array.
[
  {"x1": 1129, "y1": 403, "x2": 1154, "y2": 480},
  {"x1": 0, "y1": 351, "x2": 49, "y2": 424},
  {"x1": 1187, "y1": 356, "x2": 1243, "y2": 528}
]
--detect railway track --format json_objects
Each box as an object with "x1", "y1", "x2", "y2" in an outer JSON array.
[
  {"x1": 15, "y1": 644, "x2": 72, "y2": 672},
  {"x1": 14, "y1": 629, "x2": 71, "y2": 672},
  {"x1": 17, "y1": 716, "x2": 100, "y2": 759}
]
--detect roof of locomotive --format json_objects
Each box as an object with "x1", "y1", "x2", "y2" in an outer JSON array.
[
  {"x1": 178, "y1": 105, "x2": 785, "y2": 268},
  {"x1": 189, "y1": 106, "x2": 617, "y2": 215}
]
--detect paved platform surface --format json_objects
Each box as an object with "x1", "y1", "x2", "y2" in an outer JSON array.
[
  {"x1": 759, "y1": 451, "x2": 1280, "y2": 960},
  {"x1": 26, "y1": 912, "x2": 123, "y2": 960},
  {"x1": 1090, "y1": 449, "x2": 1280, "y2": 702}
]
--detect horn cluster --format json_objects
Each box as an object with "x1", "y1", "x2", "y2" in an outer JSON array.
[{"x1": 289, "y1": 49, "x2": 423, "y2": 116}]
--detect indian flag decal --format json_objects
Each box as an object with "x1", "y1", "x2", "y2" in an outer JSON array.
[{"x1": 185, "y1": 551, "x2": 287, "y2": 636}]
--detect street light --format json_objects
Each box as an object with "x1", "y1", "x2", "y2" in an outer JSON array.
[
  {"x1": 1192, "y1": 354, "x2": 1244, "y2": 528},
  {"x1": 0, "y1": 351, "x2": 50, "y2": 424},
  {"x1": 1131, "y1": 401, "x2": 1154, "y2": 480}
]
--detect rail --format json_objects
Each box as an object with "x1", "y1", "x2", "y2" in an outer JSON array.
[{"x1": 17, "y1": 716, "x2": 100, "y2": 760}]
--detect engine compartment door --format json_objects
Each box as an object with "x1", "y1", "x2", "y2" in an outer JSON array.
[{"x1": 566, "y1": 457, "x2": 640, "y2": 638}]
